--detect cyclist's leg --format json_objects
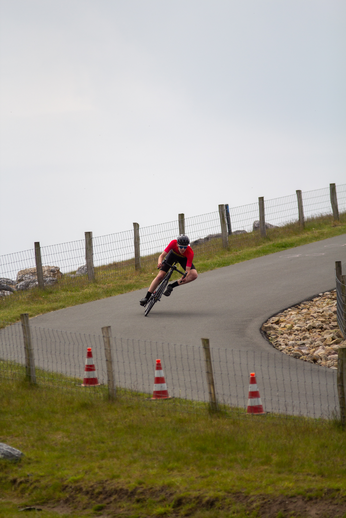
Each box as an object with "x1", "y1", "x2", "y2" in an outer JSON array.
[
  {"x1": 140, "y1": 256, "x2": 172, "y2": 306},
  {"x1": 178, "y1": 266, "x2": 198, "y2": 284},
  {"x1": 140, "y1": 272, "x2": 165, "y2": 305},
  {"x1": 164, "y1": 261, "x2": 197, "y2": 296},
  {"x1": 148, "y1": 269, "x2": 166, "y2": 293},
  {"x1": 163, "y1": 256, "x2": 185, "y2": 296}
]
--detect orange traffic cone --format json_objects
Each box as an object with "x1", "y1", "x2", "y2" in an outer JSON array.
[
  {"x1": 152, "y1": 359, "x2": 170, "y2": 399},
  {"x1": 82, "y1": 347, "x2": 100, "y2": 386},
  {"x1": 246, "y1": 372, "x2": 265, "y2": 415}
]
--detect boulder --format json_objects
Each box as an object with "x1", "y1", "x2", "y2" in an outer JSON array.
[
  {"x1": 0, "y1": 278, "x2": 16, "y2": 296},
  {"x1": 0, "y1": 282, "x2": 15, "y2": 293},
  {"x1": 253, "y1": 220, "x2": 278, "y2": 231},
  {"x1": 204, "y1": 233, "x2": 222, "y2": 241},
  {"x1": 0, "y1": 443, "x2": 23, "y2": 461},
  {"x1": 76, "y1": 265, "x2": 88, "y2": 276},
  {"x1": 191, "y1": 234, "x2": 223, "y2": 246},
  {"x1": 16, "y1": 266, "x2": 62, "y2": 284},
  {"x1": 0, "y1": 278, "x2": 16, "y2": 287},
  {"x1": 16, "y1": 266, "x2": 62, "y2": 290},
  {"x1": 65, "y1": 265, "x2": 88, "y2": 279}
]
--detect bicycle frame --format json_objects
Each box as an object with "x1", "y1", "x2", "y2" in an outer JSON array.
[{"x1": 144, "y1": 262, "x2": 186, "y2": 317}]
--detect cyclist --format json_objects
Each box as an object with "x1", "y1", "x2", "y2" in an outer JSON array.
[{"x1": 139, "y1": 235, "x2": 198, "y2": 306}]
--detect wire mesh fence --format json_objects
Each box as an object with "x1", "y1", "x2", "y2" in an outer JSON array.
[
  {"x1": 0, "y1": 183, "x2": 345, "y2": 295},
  {"x1": 0, "y1": 321, "x2": 339, "y2": 420}
]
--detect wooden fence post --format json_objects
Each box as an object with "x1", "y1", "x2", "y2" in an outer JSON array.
[
  {"x1": 296, "y1": 190, "x2": 305, "y2": 229},
  {"x1": 178, "y1": 213, "x2": 185, "y2": 235},
  {"x1": 85, "y1": 231, "x2": 95, "y2": 282},
  {"x1": 336, "y1": 261, "x2": 342, "y2": 281},
  {"x1": 225, "y1": 204, "x2": 232, "y2": 235},
  {"x1": 337, "y1": 346, "x2": 346, "y2": 428},
  {"x1": 34, "y1": 242, "x2": 45, "y2": 289},
  {"x1": 218, "y1": 204, "x2": 229, "y2": 249},
  {"x1": 340, "y1": 275, "x2": 346, "y2": 339},
  {"x1": 259, "y1": 197, "x2": 266, "y2": 237},
  {"x1": 133, "y1": 223, "x2": 141, "y2": 271},
  {"x1": 20, "y1": 313, "x2": 36, "y2": 384},
  {"x1": 201, "y1": 338, "x2": 218, "y2": 413},
  {"x1": 102, "y1": 326, "x2": 116, "y2": 400},
  {"x1": 336, "y1": 261, "x2": 346, "y2": 342},
  {"x1": 330, "y1": 183, "x2": 340, "y2": 221}
]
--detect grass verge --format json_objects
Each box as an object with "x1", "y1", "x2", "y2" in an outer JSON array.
[{"x1": 1, "y1": 380, "x2": 346, "y2": 517}]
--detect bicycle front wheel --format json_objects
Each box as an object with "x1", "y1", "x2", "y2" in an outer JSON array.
[
  {"x1": 155, "y1": 279, "x2": 168, "y2": 300},
  {"x1": 144, "y1": 296, "x2": 156, "y2": 317}
]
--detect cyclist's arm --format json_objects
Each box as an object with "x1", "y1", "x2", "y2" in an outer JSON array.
[{"x1": 158, "y1": 251, "x2": 167, "y2": 268}]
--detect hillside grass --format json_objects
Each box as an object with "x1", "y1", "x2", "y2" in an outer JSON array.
[
  {"x1": 1, "y1": 214, "x2": 345, "y2": 327},
  {"x1": 1, "y1": 379, "x2": 346, "y2": 518}
]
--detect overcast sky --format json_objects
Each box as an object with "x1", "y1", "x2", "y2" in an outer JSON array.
[{"x1": 0, "y1": 0, "x2": 345, "y2": 256}]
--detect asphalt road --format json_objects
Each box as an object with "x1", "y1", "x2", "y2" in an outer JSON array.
[{"x1": 3, "y1": 234, "x2": 346, "y2": 417}]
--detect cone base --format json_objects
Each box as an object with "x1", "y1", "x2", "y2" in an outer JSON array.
[{"x1": 247, "y1": 408, "x2": 266, "y2": 415}]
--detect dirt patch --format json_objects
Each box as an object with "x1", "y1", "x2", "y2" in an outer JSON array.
[{"x1": 38, "y1": 482, "x2": 346, "y2": 517}]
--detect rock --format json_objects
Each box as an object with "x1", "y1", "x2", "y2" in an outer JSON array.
[
  {"x1": 261, "y1": 289, "x2": 346, "y2": 370},
  {"x1": 76, "y1": 265, "x2": 88, "y2": 276},
  {"x1": 190, "y1": 230, "x2": 246, "y2": 246},
  {"x1": 315, "y1": 346, "x2": 326, "y2": 356},
  {"x1": 253, "y1": 220, "x2": 278, "y2": 231},
  {"x1": 0, "y1": 277, "x2": 16, "y2": 287},
  {"x1": 190, "y1": 234, "x2": 221, "y2": 246},
  {"x1": 0, "y1": 283, "x2": 15, "y2": 293},
  {"x1": 15, "y1": 266, "x2": 62, "y2": 290},
  {"x1": 16, "y1": 266, "x2": 62, "y2": 284},
  {"x1": 0, "y1": 278, "x2": 16, "y2": 296},
  {"x1": 0, "y1": 443, "x2": 23, "y2": 461},
  {"x1": 16, "y1": 279, "x2": 38, "y2": 291}
]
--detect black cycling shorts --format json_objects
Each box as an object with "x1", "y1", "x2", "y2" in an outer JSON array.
[{"x1": 160, "y1": 249, "x2": 196, "y2": 272}]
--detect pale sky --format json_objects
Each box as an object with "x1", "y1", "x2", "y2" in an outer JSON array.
[{"x1": 0, "y1": 0, "x2": 345, "y2": 256}]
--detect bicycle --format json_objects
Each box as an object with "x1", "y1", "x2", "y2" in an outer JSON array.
[{"x1": 144, "y1": 262, "x2": 187, "y2": 317}]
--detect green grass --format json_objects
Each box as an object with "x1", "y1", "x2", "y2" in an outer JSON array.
[
  {"x1": 1, "y1": 380, "x2": 346, "y2": 517},
  {"x1": 1, "y1": 214, "x2": 346, "y2": 327}
]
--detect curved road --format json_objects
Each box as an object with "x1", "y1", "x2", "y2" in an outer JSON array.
[{"x1": 4, "y1": 235, "x2": 346, "y2": 417}]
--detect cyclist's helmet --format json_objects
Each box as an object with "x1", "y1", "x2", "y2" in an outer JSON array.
[{"x1": 177, "y1": 234, "x2": 190, "y2": 247}]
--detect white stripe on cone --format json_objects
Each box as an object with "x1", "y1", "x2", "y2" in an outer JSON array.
[
  {"x1": 247, "y1": 397, "x2": 262, "y2": 406},
  {"x1": 154, "y1": 383, "x2": 167, "y2": 391}
]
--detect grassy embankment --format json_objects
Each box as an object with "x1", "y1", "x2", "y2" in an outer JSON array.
[
  {"x1": 1, "y1": 379, "x2": 346, "y2": 518},
  {"x1": 1, "y1": 213, "x2": 346, "y2": 327},
  {"x1": 1, "y1": 214, "x2": 346, "y2": 518}
]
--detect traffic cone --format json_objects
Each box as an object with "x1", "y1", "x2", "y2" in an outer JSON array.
[
  {"x1": 82, "y1": 347, "x2": 100, "y2": 386},
  {"x1": 246, "y1": 372, "x2": 265, "y2": 415},
  {"x1": 152, "y1": 359, "x2": 170, "y2": 399}
]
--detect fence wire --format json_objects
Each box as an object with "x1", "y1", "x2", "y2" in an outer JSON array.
[
  {"x1": 0, "y1": 184, "x2": 345, "y2": 293},
  {"x1": 0, "y1": 323, "x2": 339, "y2": 420}
]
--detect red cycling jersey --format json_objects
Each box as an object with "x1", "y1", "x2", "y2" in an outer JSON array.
[{"x1": 164, "y1": 240, "x2": 194, "y2": 268}]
